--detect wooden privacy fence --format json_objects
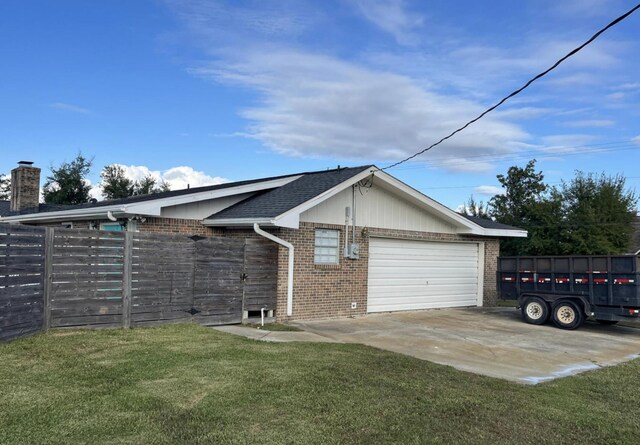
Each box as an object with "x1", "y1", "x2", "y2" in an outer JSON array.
[{"x1": 1, "y1": 223, "x2": 278, "y2": 341}]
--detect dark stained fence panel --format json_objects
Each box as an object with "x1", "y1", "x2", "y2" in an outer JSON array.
[
  {"x1": 243, "y1": 239, "x2": 278, "y2": 312},
  {"x1": 2, "y1": 224, "x2": 279, "y2": 339},
  {"x1": 0, "y1": 223, "x2": 45, "y2": 341},
  {"x1": 193, "y1": 237, "x2": 245, "y2": 325},
  {"x1": 130, "y1": 232, "x2": 195, "y2": 326},
  {"x1": 49, "y1": 228, "x2": 125, "y2": 328}
]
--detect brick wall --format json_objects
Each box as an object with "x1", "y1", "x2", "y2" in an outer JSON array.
[
  {"x1": 274, "y1": 222, "x2": 500, "y2": 322},
  {"x1": 22, "y1": 216, "x2": 501, "y2": 321},
  {"x1": 10, "y1": 165, "x2": 41, "y2": 213},
  {"x1": 137, "y1": 217, "x2": 222, "y2": 236}
]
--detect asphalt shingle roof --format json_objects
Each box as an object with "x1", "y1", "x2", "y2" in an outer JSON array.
[
  {"x1": 207, "y1": 166, "x2": 374, "y2": 220},
  {"x1": 3, "y1": 170, "x2": 307, "y2": 216},
  {"x1": 460, "y1": 214, "x2": 523, "y2": 231}
]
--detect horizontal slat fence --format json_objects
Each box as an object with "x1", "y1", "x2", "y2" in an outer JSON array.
[
  {"x1": 131, "y1": 233, "x2": 196, "y2": 326},
  {"x1": 0, "y1": 223, "x2": 278, "y2": 341},
  {"x1": 0, "y1": 224, "x2": 46, "y2": 341},
  {"x1": 50, "y1": 228, "x2": 125, "y2": 328}
]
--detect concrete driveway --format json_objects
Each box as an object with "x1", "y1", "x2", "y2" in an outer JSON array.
[{"x1": 293, "y1": 307, "x2": 640, "y2": 384}]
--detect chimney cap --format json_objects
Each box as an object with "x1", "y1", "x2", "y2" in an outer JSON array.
[{"x1": 17, "y1": 161, "x2": 34, "y2": 166}]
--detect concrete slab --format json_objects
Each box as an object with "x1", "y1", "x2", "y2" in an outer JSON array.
[
  {"x1": 212, "y1": 325, "x2": 339, "y2": 343},
  {"x1": 293, "y1": 308, "x2": 640, "y2": 384}
]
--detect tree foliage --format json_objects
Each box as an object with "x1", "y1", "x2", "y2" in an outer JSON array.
[
  {"x1": 489, "y1": 160, "x2": 638, "y2": 256},
  {"x1": 133, "y1": 175, "x2": 170, "y2": 196},
  {"x1": 100, "y1": 165, "x2": 134, "y2": 200},
  {"x1": 560, "y1": 172, "x2": 637, "y2": 255},
  {"x1": 42, "y1": 154, "x2": 93, "y2": 205},
  {"x1": 0, "y1": 173, "x2": 10, "y2": 200},
  {"x1": 459, "y1": 195, "x2": 490, "y2": 219},
  {"x1": 100, "y1": 166, "x2": 171, "y2": 200}
]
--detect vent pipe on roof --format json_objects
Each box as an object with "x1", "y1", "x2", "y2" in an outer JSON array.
[{"x1": 253, "y1": 223, "x2": 294, "y2": 317}]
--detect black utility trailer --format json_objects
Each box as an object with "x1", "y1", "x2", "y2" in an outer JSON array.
[{"x1": 497, "y1": 255, "x2": 640, "y2": 329}]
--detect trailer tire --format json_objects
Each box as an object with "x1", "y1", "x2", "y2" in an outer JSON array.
[
  {"x1": 552, "y1": 300, "x2": 584, "y2": 330},
  {"x1": 521, "y1": 297, "x2": 550, "y2": 325}
]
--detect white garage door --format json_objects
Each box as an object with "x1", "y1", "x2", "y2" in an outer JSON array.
[{"x1": 367, "y1": 238, "x2": 482, "y2": 313}]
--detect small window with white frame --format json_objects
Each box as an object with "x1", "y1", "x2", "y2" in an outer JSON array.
[
  {"x1": 314, "y1": 229, "x2": 340, "y2": 265},
  {"x1": 99, "y1": 222, "x2": 125, "y2": 232}
]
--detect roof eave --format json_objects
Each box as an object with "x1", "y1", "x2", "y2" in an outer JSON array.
[
  {"x1": 460, "y1": 227, "x2": 528, "y2": 238},
  {"x1": 0, "y1": 206, "x2": 129, "y2": 223},
  {"x1": 201, "y1": 217, "x2": 277, "y2": 228}
]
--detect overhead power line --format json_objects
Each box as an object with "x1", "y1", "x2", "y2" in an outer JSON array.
[{"x1": 382, "y1": 3, "x2": 640, "y2": 171}]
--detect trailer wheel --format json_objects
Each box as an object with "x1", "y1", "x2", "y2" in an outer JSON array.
[
  {"x1": 552, "y1": 300, "x2": 584, "y2": 330},
  {"x1": 596, "y1": 320, "x2": 618, "y2": 326},
  {"x1": 521, "y1": 297, "x2": 549, "y2": 325}
]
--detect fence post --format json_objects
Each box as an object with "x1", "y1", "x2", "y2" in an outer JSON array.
[
  {"x1": 43, "y1": 227, "x2": 54, "y2": 331},
  {"x1": 122, "y1": 231, "x2": 133, "y2": 329}
]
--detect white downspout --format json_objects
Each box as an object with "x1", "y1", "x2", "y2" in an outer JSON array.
[{"x1": 253, "y1": 223, "x2": 295, "y2": 317}]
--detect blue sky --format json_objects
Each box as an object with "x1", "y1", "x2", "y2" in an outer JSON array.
[{"x1": 1, "y1": 0, "x2": 639, "y2": 209}]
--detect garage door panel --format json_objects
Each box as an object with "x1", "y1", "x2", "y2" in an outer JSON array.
[
  {"x1": 368, "y1": 238, "x2": 480, "y2": 313},
  {"x1": 368, "y1": 278, "x2": 479, "y2": 288},
  {"x1": 368, "y1": 286, "x2": 477, "y2": 299},
  {"x1": 369, "y1": 268, "x2": 478, "y2": 279},
  {"x1": 373, "y1": 298, "x2": 478, "y2": 313}
]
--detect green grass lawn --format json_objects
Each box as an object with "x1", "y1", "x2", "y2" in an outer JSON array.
[{"x1": 1, "y1": 325, "x2": 639, "y2": 445}]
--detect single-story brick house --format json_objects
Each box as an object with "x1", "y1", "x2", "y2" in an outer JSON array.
[{"x1": 1, "y1": 161, "x2": 526, "y2": 321}]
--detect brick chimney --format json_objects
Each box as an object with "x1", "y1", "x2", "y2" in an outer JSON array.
[{"x1": 10, "y1": 161, "x2": 41, "y2": 213}]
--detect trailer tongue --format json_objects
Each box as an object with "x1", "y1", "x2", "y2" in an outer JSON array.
[{"x1": 497, "y1": 255, "x2": 640, "y2": 329}]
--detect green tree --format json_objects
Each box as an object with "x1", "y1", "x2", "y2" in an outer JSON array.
[
  {"x1": 42, "y1": 153, "x2": 93, "y2": 205},
  {"x1": 133, "y1": 175, "x2": 170, "y2": 195},
  {"x1": 560, "y1": 172, "x2": 637, "y2": 254},
  {"x1": 489, "y1": 160, "x2": 548, "y2": 255},
  {"x1": 100, "y1": 165, "x2": 134, "y2": 200},
  {"x1": 489, "y1": 160, "x2": 638, "y2": 256},
  {"x1": 0, "y1": 173, "x2": 9, "y2": 200},
  {"x1": 459, "y1": 195, "x2": 490, "y2": 219}
]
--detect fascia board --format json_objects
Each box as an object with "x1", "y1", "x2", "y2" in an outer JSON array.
[
  {"x1": 201, "y1": 217, "x2": 275, "y2": 227},
  {"x1": 480, "y1": 229, "x2": 528, "y2": 238},
  {"x1": 0, "y1": 206, "x2": 128, "y2": 223},
  {"x1": 272, "y1": 167, "x2": 376, "y2": 226}
]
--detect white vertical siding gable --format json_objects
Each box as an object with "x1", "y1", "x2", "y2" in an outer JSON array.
[{"x1": 300, "y1": 184, "x2": 457, "y2": 233}]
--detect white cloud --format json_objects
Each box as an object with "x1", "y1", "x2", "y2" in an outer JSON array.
[
  {"x1": 350, "y1": 0, "x2": 424, "y2": 45},
  {"x1": 161, "y1": 166, "x2": 228, "y2": 190},
  {"x1": 632, "y1": 135, "x2": 640, "y2": 145},
  {"x1": 563, "y1": 119, "x2": 615, "y2": 128},
  {"x1": 607, "y1": 92, "x2": 626, "y2": 101},
  {"x1": 474, "y1": 185, "x2": 503, "y2": 196},
  {"x1": 49, "y1": 102, "x2": 91, "y2": 114},
  {"x1": 91, "y1": 164, "x2": 228, "y2": 200},
  {"x1": 614, "y1": 82, "x2": 640, "y2": 91},
  {"x1": 165, "y1": 0, "x2": 317, "y2": 47},
  {"x1": 495, "y1": 107, "x2": 556, "y2": 120},
  {"x1": 192, "y1": 51, "x2": 529, "y2": 172},
  {"x1": 540, "y1": 134, "x2": 598, "y2": 153}
]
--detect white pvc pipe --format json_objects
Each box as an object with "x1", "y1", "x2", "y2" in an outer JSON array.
[{"x1": 253, "y1": 223, "x2": 294, "y2": 317}]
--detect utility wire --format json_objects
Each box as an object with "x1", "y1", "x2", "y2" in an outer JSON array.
[
  {"x1": 392, "y1": 143, "x2": 640, "y2": 172},
  {"x1": 382, "y1": 3, "x2": 640, "y2": 171}
]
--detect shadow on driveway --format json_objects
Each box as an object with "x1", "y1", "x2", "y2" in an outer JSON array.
[{"x1": 293, "y1": 307, "x2": 640, "y2": 384}]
